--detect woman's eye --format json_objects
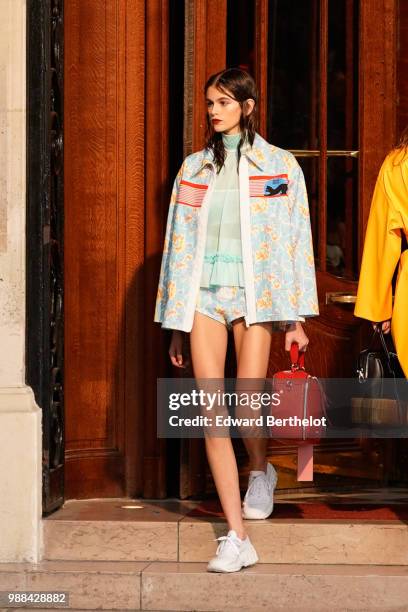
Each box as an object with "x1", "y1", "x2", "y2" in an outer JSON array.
[{"x1": 206, "y1": 101, "x2": 229, "y2": 107}]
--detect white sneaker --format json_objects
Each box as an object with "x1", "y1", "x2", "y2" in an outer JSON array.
[
  {"x1": 242, "y1": 462, "x2": 278, "y2": 519},
  {"x1": 207, "y1": 529, "x2": 259, "y2": 573}
]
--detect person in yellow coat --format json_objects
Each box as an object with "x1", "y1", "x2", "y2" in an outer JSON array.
[{"x1": 354, "y1": 128, "x2": 408, "y2": 378}]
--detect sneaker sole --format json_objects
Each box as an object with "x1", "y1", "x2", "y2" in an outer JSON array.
[
  {"x1": 207, "y1": 550, "x2": 259, "y2": 573},
  {"x1": 241, "y1": 503, "x2": 273, "y2": 520}
]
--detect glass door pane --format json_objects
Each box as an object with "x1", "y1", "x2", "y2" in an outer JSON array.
[
  {"x1": 266, "y1": 0, "x2": 359, "y2": 279},
  {"x1": 267, "y1": 0, "x2": 319, "y2": 150}
]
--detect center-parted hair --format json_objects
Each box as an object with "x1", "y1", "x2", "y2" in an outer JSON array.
[{"x1": 204, "y1": 68, "x2": 258, "y2": 173}]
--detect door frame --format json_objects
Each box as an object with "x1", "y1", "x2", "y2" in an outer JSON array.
[{"x1": 27, "y1": 0, "x2": 65, "y2": 515}]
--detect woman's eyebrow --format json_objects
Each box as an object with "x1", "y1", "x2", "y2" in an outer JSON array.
[{"x1": 205, "y1": 96, "x2": 232, "y2": 102}]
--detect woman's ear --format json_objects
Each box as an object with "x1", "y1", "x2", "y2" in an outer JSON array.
[{"x1": 244, "y1": 98, "x2": 255, "y2": 116}]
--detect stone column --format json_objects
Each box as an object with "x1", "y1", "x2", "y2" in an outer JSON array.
[{"x1": 0, "y1": 0, "x2": 42, "y2": 562}]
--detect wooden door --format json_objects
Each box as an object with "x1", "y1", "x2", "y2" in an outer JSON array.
[
  {"x1": 64, "y1": 0, "x2": 190, "y2": 500},
  {"x1": 64, "y1": 1, "x2": 146, "y2": 498},
  {"x1": 181, "y1": 0, "x2": 400, "y2": 496}
]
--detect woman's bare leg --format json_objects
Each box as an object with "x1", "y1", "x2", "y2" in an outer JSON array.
[
  {"x1": 232, "y1": 319, "x2": 273, "y2": 471},
  {"x1": 190, "y1": 311, "x2": 247, "y2": 539}
]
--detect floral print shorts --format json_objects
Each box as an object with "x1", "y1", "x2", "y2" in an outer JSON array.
[{"x1": 195, "y1": 285, "x2": 247, "y2": 330}]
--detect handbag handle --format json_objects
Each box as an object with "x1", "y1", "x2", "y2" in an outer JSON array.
[
  {"x1": 369, "y1": 327, "x2": 396, "y2": 373},
  {"x1": 290, "y1": 342, "x2": 305, "y2": 370},
  {"x1": 368, "y1": 326, "x2": 405, "y2": 422}
]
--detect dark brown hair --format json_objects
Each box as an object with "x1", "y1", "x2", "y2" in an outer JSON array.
[
  {"x1": 203, "y1": 68, "x2": 258, "y2": 172},
  {"x1": 396, "y1": 124, "x2": 408, "y2": 150}
]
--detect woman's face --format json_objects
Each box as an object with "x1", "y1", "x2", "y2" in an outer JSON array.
[{"x1": 205, "y1": 85, "x2": 254, "y2": 135}]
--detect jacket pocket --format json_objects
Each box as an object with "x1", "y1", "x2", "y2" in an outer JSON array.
[
  {"x1": 176, "y1": 180, "x2": 208, "y2": 207},
  {"x1": 249, "y1": 174, "x2": 289, "y2": 198}
]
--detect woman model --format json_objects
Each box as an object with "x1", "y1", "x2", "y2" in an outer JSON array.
[
  {"x1": 154, "y1": 68, "x2": 319, "y2": 572},
  {"x1": 355, "y1": 126, "x2": 408, "y2": 378}
]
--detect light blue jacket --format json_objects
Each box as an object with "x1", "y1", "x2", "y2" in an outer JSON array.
[{"x1": 154, "y1": 131, "x2": 319, "y2": 332}]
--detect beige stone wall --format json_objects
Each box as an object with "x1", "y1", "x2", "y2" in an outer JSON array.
[
  {"x1": 0, "y1": 0, "x2": 42, "y2": 562},
  {"x1": 0, "y1": 0, "x2": 26, "y2": 383}
]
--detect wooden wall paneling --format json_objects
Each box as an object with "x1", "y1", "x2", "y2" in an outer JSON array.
[
  {"x1": 184, "y1": 0, "x2": 227, "y2": 156},
  {"x1": 398, "y1": 0, "x2": 408, "y2": 135},
  {"x1": 254, "y1": 0, "x2": 268, "y2": 137},
  {"x1": 350, "y1": 0, "x2": 397, "y2": 485},
  {"x1": 180, "y1": 0, "x2": 227, "y2": 498},
  {"x1": 144, "y1": 0, "x2": 169, "y2": 498},
  {"x1": 124, "y1": 0, "x2": 146, "y2": 496},
  {"x1": 358, "y1": 0, "x2": 397, "y2": 250}
]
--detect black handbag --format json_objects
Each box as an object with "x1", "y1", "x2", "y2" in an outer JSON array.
[
  {"x1": 357, "y1": 327, "x2": 404, "y2": 381},
  {"x1": 354, "y1": 327, "x2": 406, "y2": 425}
]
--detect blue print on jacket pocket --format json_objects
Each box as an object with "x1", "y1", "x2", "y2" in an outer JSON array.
[{"x1": 249, "y1": 174, "x2": 289, "y2": 198}]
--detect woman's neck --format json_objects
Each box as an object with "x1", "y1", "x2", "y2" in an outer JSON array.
[{"x1": 222, "y1": 131, "x2": 242, "y2": 151}]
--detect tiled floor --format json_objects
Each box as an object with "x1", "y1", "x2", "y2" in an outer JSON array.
[
  {"x1": 45, "y1": 487, "x2": 408, "y2": 523},
  {"x1": 44, "y1": 498, "x2": 198, "y2": 522}
]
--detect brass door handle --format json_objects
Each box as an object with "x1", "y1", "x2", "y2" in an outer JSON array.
[
  {"x1": 289, "y1": 150, "x2": 359, "y2": 158},
  {"x1": 325, "y1": 292, "x2": 357, "y2": 305}
]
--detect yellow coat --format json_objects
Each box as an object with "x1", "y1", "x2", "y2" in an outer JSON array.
[{"x1": 354, "y1": 148, "x2": 408, "y2": 378}]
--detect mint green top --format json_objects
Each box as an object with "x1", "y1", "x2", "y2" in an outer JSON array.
[{"x1": 200, "y1": 132, "x2": 245, "y2": 288}]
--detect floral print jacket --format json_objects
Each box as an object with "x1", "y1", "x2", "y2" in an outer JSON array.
[{"x1": 154, "y1": 131, "x2": 319, "y2": 332}]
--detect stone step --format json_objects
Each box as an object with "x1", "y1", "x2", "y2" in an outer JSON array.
[
  {"x1": 143, "y1": 562, "x2": 408, "y2": 611},
  {"x1": 42, "y1": 498, "x2": 408, "y2": 566},
  {"x1": 41, "y1": 499, "x2": 196, "y2": 563},
  {"x1": 43, "y1": 516, "x2": 408, "y2": 566},
  {"x1": 42, "y1": 518, "x2": 179, "y2": 562},
  {"x1": 179, "y1": 516, "x2": 408, "y2": 565},
  {"x1": 0, "y1": 560, "x2": 146, "y2": 610},
  {"x1": 1, "y1": 560, "x2": 408, "y2": 611}
]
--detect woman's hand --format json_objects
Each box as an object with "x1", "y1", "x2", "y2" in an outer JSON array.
[
  {"x1": 285, "y1": 322, "x2": 309, "y2": 352},
  {"x1": 372, "y1": 320, "x2": 391, "y2": 334},
  {"x1": 169, "y1": 330, "x2": 190, "y2": 368}
]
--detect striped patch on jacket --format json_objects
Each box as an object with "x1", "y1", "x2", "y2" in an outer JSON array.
[{"x1": 176, "y1": 180, "x2": 208, "y2": 207}]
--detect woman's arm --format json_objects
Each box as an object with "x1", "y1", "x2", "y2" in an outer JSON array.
[
  {"x1": 288, "y1": 161, "x2": 319, "y2": 319},
  {"x1": 154, "y1": 161, "x2": 186, "y2": 325},
  {"x1": 354, "y1": 155, "x2": 402, "y2": 323}
]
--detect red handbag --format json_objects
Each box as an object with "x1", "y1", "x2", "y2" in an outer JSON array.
[{"x1": 270, "y1": 343, "x2": 327, "y2": 481}]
